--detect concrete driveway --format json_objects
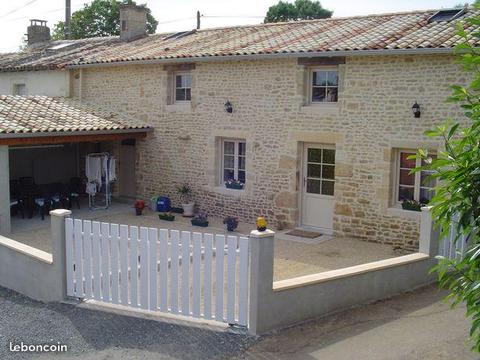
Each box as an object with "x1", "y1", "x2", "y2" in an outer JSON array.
[
  {"x1": 0, "y1": 285, "x2": 475, "y2": 359},
  {"x1": 239, "y1": 285, "x2": 475, "y2": 360}
]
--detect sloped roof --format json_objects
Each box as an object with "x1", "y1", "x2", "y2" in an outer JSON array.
[
  {"x1": 0, "y1": 7, "x2": 479, "y2": 72},
  {"x1": 0, "y1": 96, "x2": 151, "y2": 136}
]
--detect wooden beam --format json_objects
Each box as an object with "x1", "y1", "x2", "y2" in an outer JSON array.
[
  {"x1": 163, "y1": 63, "x2": 196, "y2": 72},
  {"x1": 0, "y1": 132, "x2": 147, "y2": 146},
  {"x1": 297, "y1": 57, "x2": 346, "y2": 66}
]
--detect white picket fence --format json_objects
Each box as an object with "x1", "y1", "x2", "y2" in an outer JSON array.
[
  {"x1": 65, "y1": 218, "x2": 250, "y2": 327},
  {"x1": 438, "y1": 220, "x2": 469, "y2": 260}
]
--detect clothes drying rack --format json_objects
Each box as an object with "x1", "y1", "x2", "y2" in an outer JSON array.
[{"x1": 86, "y1": 152, "x2": 116, "y2": 210}]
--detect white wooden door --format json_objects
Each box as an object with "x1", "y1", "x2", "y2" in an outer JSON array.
[{"x1": 301, "y1": 144, "x2": 335, "y2": 232}]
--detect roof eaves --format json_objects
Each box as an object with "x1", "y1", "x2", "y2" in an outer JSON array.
[
  {"x1": 0, "y1": 127, "x2": 153, "y2": 139},
  {"x1": 66, "y1": 46, "x2": 459, "y2": 69}
]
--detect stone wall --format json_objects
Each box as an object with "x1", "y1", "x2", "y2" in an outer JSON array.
[{"x1": 77, "y1": 54, "x2": 469, "y2": 250}]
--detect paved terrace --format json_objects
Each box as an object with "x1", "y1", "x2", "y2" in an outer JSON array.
[{"x1": 8, "y1": 200, "x2": 408, "y2": 281}]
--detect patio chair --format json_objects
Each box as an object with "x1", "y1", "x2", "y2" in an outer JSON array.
[
  {"x1": 35, "y1": 184, "x2": 54, "y2": 221},
  {"x1": 18, "y1": 177, "x2": 40, "y2": 219},
  {"x1": 9, "y1": 179, "x2": 24, "y2": 218},
  {"x1": 68, "y1": 177, "x2": 83, "y2": 209}
]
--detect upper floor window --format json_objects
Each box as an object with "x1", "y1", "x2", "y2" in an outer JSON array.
[
  {"x1": 174, "y1": 73, "x2": 192, "y2": 102},
  {"x1": 222, "y1": 139, "x2": 246, "y2": 185},
  {"x1": 310, "y1": 69, "x2": 338, "y2": 103},
  {"x1": 13, "y1": 83, "x2": 26, "y2": 96},
  {"x1": 396, "y1": 150, "x2": 436, "y2": 205}
]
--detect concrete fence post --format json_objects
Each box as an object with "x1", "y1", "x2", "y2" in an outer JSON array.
[
  {"x1": 50, "y1": 209, "x2": 72, "y2": 301},
  {"x1": 419, "y1": 206, "x2": 440, "y2": 257},
  {"x1": 248, "y1": 229, "x2": 275, "y2": 335},
  {"x1": 0, "y1": 145, "x2": 11, "y2": 235}
]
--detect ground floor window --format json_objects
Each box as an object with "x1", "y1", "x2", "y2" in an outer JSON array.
[
  {"x1": 221, "y1": 139, "x2": 246, "y2": 185},
  {"x1": 396, "y1": 150, "x2": 436, "y2": 204}
]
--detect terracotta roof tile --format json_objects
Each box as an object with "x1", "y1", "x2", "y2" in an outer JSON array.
[
  {"x1": 0, "y1": 7, "x2": 478, "y2": 71},
  {"x1": 0, "y1": 96, "x2": 151, "y2": 135}
]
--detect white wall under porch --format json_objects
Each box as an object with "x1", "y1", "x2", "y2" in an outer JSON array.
[{"x1": 0, "y1": 145, "x2": 11, "y2": 235}]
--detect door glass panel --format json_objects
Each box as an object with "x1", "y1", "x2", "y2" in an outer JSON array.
[
  {"x1": 306, "y1": 147, "x2": 335, "y2": 195},
  {"x1": 322, "y1": 165, "x2": 335, "y2": 180},
  {"x1": 322, "y1": 149, "x2": 335, "y2": 164},
  {"x1": 308, "y1": 148, "x2": 322, "y2": 163},
  {"x1": 306, "y1": 179, "x2": 321, "y2": 194},
  {"x1": 321, "y1": 181, "x2": 334, "y2": 196},
  {"x1": 307, "y1": 164, "x2": 321, "y2": 178}
]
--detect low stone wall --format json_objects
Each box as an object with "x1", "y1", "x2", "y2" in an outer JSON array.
[
  {"x1": 0, "y1": 210, "x2": 70, "y2": 302},
  {"x1": 248, "y1": 208, "x2": 439, "y2": 334}
]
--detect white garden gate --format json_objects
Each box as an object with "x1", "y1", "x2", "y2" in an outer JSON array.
[
  {"x1": 65, "y1": 218, "x2": 249, "y2": 327},
  {"x1": 438, "y1": 219, "x2": 469, "y2": 260}
]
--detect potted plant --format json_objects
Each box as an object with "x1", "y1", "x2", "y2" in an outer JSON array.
[
  {"x1": 134, "y1": 200, "x2": 145, "y2": 216},
  {"x1": 223, "y1": 216, "x2": 239, "y2": 232},
  {"x1": 191, "y1": 211, "x2": 209, "y2": 227},
  {"x1": 225, "y1": 179, "x2": 244, "y2": 190},
  {"x1": 158, "y1": 212, "x2": 175, "y2": 221},
  {"x1": 177, "y1": 184, "x2": 194, "y2": 217},
  {"x1": 401, "y1": 199, "x2": 423, "y2": 212},
  {"x1": 170, "y1": 206, "x2": 184, "y2": 214}
]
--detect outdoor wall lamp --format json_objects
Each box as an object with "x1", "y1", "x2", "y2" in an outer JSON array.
[
  {"x1": 412, "y1": 101, "x2": 421, "y2": 118},
  {"x1": 225, "y1": 100, "x2": 233, "y2": 113}
]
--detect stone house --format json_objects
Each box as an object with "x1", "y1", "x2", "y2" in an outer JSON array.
[{"x1": 0, "y1": 5, "x2": 478, "y2": 250}]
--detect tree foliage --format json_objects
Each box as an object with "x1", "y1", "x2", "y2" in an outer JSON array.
[
  {"x1": 413, "y1": 5, "x2": 480, "y2": 352},
  {"x1": 264, "y1": 0, "x2": 333, "y2": 23},
  {"x1": 52, "y1": 0, "x2": 158, "y2": 40}
]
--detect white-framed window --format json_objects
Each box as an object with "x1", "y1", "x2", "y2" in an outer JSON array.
[
  {"x1": 221, "y1": 139, "x2": 246, "y2": 184},
  {"x1": 309, "y1": 68, "x2": 338, "y2": 103},
  {"x1": 395, "y1": 150, "x2": 436, "y2": 205},
  {"x1": 12, "y1": 83, "x2": 26, "y2": 95},
  {"x1": 305, "y1": 146, "x2": 336, "y2": 196},
  {"x1": 174, "y1": 73, "x2": 192, "y2": 102}
]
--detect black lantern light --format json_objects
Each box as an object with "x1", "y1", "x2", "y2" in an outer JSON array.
[
  {"x1": 412, "y1": 101, "x2": 421, "y2": 118},
  {"x1": 225, "y1": 100, "x2": 233, "y2": 113}
]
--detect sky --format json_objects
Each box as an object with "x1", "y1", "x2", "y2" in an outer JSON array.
[{"x1": 0, "y1": 0, "x2": 473, "y2": 52}]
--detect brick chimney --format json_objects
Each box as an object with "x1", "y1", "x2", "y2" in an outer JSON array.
[
  {"x1": 27, "y1": 19, "x2": 50, "y2": 47},
  {"x1": 120, "y1": 4, "x2": 147, "y2": 42}
]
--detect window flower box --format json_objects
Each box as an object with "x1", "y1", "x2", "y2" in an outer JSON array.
[
  {"x1": 401, "y1": 199, "x2": 424, "y2": 212},
  {"x1": 225, "y1": 180, "x2": 244, "y2": 190}
]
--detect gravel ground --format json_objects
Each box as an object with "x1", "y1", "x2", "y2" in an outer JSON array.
[
  {"x1": 0, "y1": 285, "x2": 475, "y2": 360},
  {"x1": 0, "y1": 286, "x2": 255, "y2": 360},
  {"x1": 9, "y1": 202, "x2": 403, "y2": 281}
]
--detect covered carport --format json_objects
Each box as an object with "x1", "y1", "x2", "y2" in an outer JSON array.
[{"x1": 0, "y1": 95, "x2": 152, "y2": 235}]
